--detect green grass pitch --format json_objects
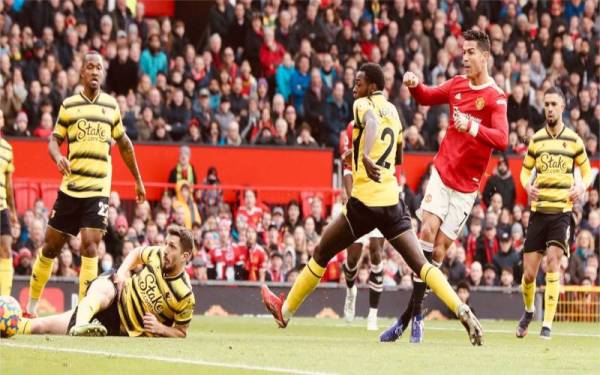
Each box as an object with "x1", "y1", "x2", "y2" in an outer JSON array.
[{"x1": 1, "y1": 316, "x2": 599, "y2": 374}]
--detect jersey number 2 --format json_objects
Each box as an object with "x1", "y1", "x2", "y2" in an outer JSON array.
[
  {"x1": 376, "y1": 128, "x2": 395, "y2": 169},
  {"x1": 98, "y1": 202, "x2": 109, "y2": 217}
]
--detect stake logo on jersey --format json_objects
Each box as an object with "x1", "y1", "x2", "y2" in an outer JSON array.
[
  {"x1": 53, "y1": 92, "x2": 125, "y2": 198},
  {"x1": 118, "y1": 246, "x2": 195, "y2": 337}
]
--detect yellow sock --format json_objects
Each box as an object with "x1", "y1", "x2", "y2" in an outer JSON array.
[
  {"x1": 79, "y1": 256, "x2": 98, "y2": 300},
  {"x1": 521, "y1": 276, "x2": 536, "y2": 313},
  {"x1": 282, "y1": 258, "x2": 325, "y2": 319},
  {"x1": 17, "y1": 318, "x2": 32, "y2": 335},
  {"x1": 420, "y1": 263, "x2": 462, "y2": 316},
  {"x1": 0, "y1": 257, "x2": 13, "y2": 296},
  {"x1": 543, "y1": 272, "x2": 560, "y2": 329},
  {"x1": 29, "y1": 254, "x2": 54, "y2": 301},
  {"x1": 75, "y1": 294, "x2": 103, "y2": 325}
]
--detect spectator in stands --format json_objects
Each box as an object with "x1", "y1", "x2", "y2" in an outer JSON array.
[
  {"x1": 442, "y1": 244, "x2": 466, "y2": 285},
  {"x1": 259, "y1": 28, "x2": 285, "y2": 82},
  {"x1": 275, "y1": 52, "x2": 294, "y2": 102},
  {"x1": 0, "y1": 82, "x2": 23, "y2": 133},
  {"x1": 166, "y1": 88, "x2": 191, "y2": 141},
  {"x1": 290, "y1": 54, "x2": 310, "y2": 116},
  {"x1": 209, "y1": 0, "x2": 234, "y2": 40},
  {"x1": 140, "y1": 33, "x2": 168, "y2": 85},
  {"x1": 304, "y1": 68, "x2": 329, "y2": 143},
  {"x1": 493, "y1": 231, "x2": 520, "y2": 276},
  {"x1": 246, "y1": 226, "x2": 267, "y2": 282},
  {"x1": 482, "y1": 264, "x2": 498, "y2": 286},
  {"x1": 324, "y1": 81, "x2": 350, "y2": 152},
  {"x1": 468, "y1": 261, "x2": 483, "y2": 287},
  {"x1": 214, "y1": 96, "x2": 235, "y2": 135},
  {"x1": 222, "y1": 121, "x2": 244, "y2": 146},
  {"x1": 168, "y1": 144, "x2": 197, "y2": 193},
  {"x1": 173, "y1": 180, "x2": 201, "y2": 230},
  {"x1": 569, "y1": 230, "x2": 596, "y2": 285},
  {"x1": 57, "y1": 248, "x2": 78, "y2": 277},
  {"x1": 483, "y1": 155, "x2": 516, "y2": 209},
  {"x1": 500, "y1": 267, "x2": 515, "y2": 287},
  {"x1": 296, "y1": 122, "x2": 318, "y2": 147},
  {"x1": 107, "y1": 43, "x2": 138, "y2": 96},
  {"x1": 32, "y1": 112, "x2": 53, "y2": 138},
  {"x1": 15, "y1": 248, "x2": 33, "y2": 276}
]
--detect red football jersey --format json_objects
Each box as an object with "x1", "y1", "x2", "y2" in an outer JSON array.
[
  {"x1": 409, "y1": 76, "x2": 508, "y2": 193},
  {"x1": 237, "y1": 206, "x2": 264, "y2": 229},
  {"x1": 247, "y1": 245, "x2": 267, "y2": 281},
  {"x1": 340, "y1": 121, "x2": 354, "y2": 173},
  {"x1": 322, "y1": 252, "x2": 346, "y2": 282}
]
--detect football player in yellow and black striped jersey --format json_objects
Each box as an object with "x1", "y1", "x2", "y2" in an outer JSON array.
[
  {"x1": 516, "y1": 87, "x2": 593, "y2": 340},
  {"x1": 18, "y1": 226, "x2": 195, "y2": 338},
  {"x1": 262, "y1": 63, "x2": 484, "y2": 346},
  {"x1": 0, "y1": 114, "x2": 18, "y2": 296},
  {"x1": 26, "y1": 52, "x2": 146, "y2": 316}
]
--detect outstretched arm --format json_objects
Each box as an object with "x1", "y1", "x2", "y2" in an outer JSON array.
[
  {"x1": 116, "y1": 134, "x2": 146, "y2": 203},
  {"x1": 405, "y1": 72, "x2": 452, "y2": 106}
]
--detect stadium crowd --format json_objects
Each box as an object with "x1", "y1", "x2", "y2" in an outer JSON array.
[{"x1": 0, "y1": 0, "x2": 599, "y2": 288}]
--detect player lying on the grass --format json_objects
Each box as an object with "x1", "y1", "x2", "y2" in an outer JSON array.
[
  {"x1": 516, "y1": 87, "x2": 592, "y2": 340},
  {"x1": 18, "y1": 226, "x2": 195, "y2": 338},
  {"x1": 262, "y1": 63, "x2": 484, "y2": 346},
  {"x1": 340, "y1": 121, "x2": 385, "y2": 331}
]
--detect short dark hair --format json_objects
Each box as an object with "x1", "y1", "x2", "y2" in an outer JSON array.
[
  {"x1": 456, "y1": 281, "x2": 470, "y2": 292},
  {"x1": 544, "y1": 86, "x2": 566, "y2": 103},
  {"x1": 358, "y1": 63, "x2": 385, "y2": 91},
  {"x1": 463, "y1": 29, "x2": 490, "y2": 52},
  {"x1": 167, "y1": 225, "x2": 195, "y2": 254}
]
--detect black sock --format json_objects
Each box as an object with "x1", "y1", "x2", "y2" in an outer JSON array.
[
  {"x1": 368, "y1": 263, "x2": 383, "y2": 309},
  {"x1": 343, "y1": 261, "x2": 358, "y2": 289},
  {"x1": 400, "y1": 247, "x2": 433, "y2": 325}
]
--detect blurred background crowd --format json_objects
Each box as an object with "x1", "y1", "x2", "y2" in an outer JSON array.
[{"x1": 1, "y1": 0, "x2": 598, "y2": 288}]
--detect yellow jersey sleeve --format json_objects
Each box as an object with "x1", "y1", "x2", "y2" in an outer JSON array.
[
  {"x1": 53, "y1": 105, "x2": 69, "y2": 140},
  {"x1": 112, "y1": 105, "x2": 126, "y2": 140},
  {"x1": 7, "y1": 156, "x2": 14, "y2": 174},
  {"x1": 140, "y1": 246, "x2": 159, "y2": 265},
  {"x1": 353, "y1": 98, "x2": 372, "y2": 128},
  {"x1": 174, "y1": 298, "x2": 195, "y2": 326},
  {"x1": 522, "y1": 139, "x2": 536, "y2": 170},
  {"x1": 574, "y1": 137, "x2": 589, "y2": 166}
]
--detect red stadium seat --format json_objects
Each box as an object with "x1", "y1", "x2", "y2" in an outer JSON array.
[{"x1": 13, "y1": 182, "x2": 39, "y2": 215}]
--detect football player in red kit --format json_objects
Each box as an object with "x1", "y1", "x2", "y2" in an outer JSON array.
[{"x1": 380, "y1": 29, "x2": 508, "y2": 343}]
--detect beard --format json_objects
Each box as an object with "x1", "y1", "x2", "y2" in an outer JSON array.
[{"x1": 547, "y1": 117, "x2": 558, "y2": 127}]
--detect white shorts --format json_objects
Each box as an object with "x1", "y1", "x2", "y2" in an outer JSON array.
[
  {"x1": 416, "y1": 167, "x2": 477, "y2": 240},
  {"x1": 355, "y1": 228, "x2": 384, "y2": 245}
]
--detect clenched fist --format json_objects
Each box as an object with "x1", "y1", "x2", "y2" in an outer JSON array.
[{"x1": 403, "y1": 72, "x2": 419, "y2": 88}]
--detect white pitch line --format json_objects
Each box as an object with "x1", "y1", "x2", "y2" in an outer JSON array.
[{"x1": 0, "y1": 342, "x2": 337, "y2": 375}]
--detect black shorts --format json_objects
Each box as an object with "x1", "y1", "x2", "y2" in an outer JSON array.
[
  {"x1": 0, "y1": 209, "x2": 10, "y2": 236},
  {"x1": 48, "y1": 191, "x2": 109, "y2": 236},
  {"x1": 524, "y1": 211, "x2": 571, "y2": 255},
  {"x1": 344, "y1": 197, "x2": 412, "y2": 240},
  {"x1": 68, "y1": 270, "x2": 125, "y2": 336}
]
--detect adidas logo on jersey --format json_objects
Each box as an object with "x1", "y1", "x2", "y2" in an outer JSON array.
[{"x1": 455, "y1": 93, "x2": 462, "y2": 100}]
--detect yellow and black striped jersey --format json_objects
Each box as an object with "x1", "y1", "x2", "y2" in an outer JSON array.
[
  {"x1": 118, "y1": 246, "x2": 195, "y2": 337},
  {"x1": 0, "y1": 138, "x2": 14, "y2": 210},
  {"x1": 53, "y1": 92, "x2": 125, "y2": 198},
  {"x1": 351, "y1": 91, "x2": 403, "y2": 207},
  {"x1": 521, "y1": 126, "x2": 591, "y2": 213}
]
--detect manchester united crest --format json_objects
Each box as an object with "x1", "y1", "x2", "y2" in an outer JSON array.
[
  {"x1": 425, "y1": 194, "x2": 432, "y2": 203},
  {"x1": 475, "y1": 97, "x2": 485, "y2": 110}
]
